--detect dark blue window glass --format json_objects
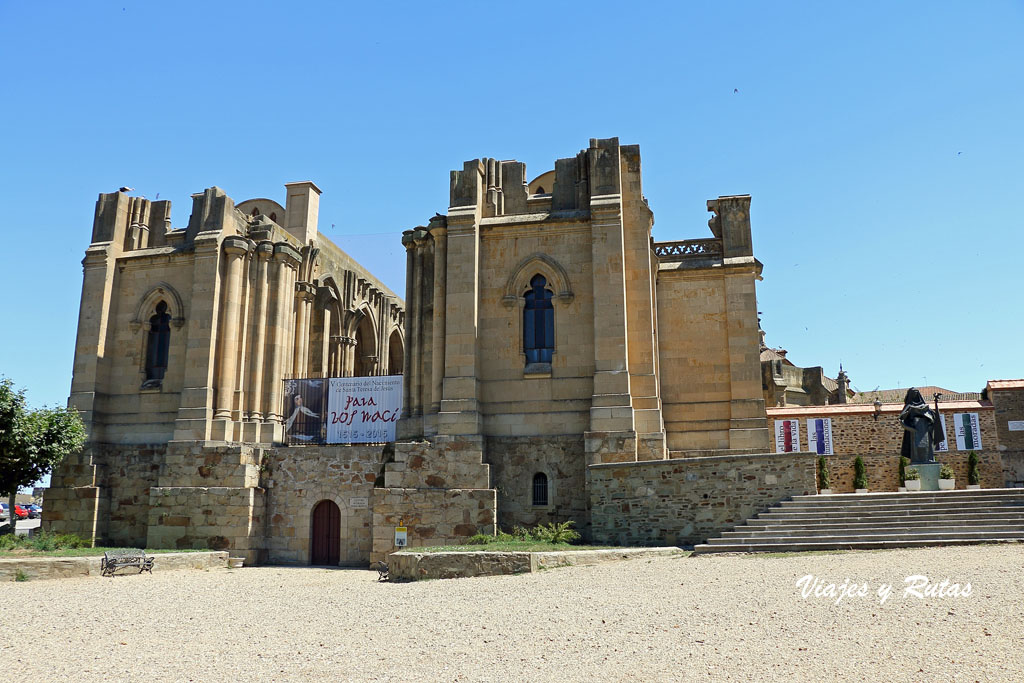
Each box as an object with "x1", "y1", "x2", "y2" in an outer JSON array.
[{"x1": 524, "y1": 274, "x2": 554, "y2": 364}]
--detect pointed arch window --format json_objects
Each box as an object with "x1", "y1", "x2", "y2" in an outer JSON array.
[
  {"x1": 523, "y1": 274, "x2": 554, "y2": 365},
  {"x1": 145, "y1": 301, "x2": 171, "y2": 383}
]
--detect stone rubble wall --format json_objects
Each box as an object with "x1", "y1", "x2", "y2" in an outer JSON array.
[
  {"x1": 816, "y1": 451, "x2": 1003, "y2": 492},
  {"x1": 484, "y1": 435, "x2": 588, "y2": 534},
  {"x1": 262, "y1": 445, "x2": 382, "y2": 565},
  {"x1": 43, "y1": 444, "x2": 165, "y2": 547},
  {"x1": 383, "y1": 437, "x2": 490, "y2": 489},
  {"x1": 767, "y1": 403, "x2": 1003, "y2": 489},
  {"x1": 766, "y1": 403, "x2": 998, "y2": 455},
  {"x1": 371, "y1": 487, "x2": 497, "y2": 563},
  {"x1": 989, "y1": 386, "x2": 1024, "y2": 486},
  {"x1": 589, "y1": 452, "x2": 816, "y2": 546},
  {"x1": 147, "y1": 486, "x2": 265, "y2": 565}
]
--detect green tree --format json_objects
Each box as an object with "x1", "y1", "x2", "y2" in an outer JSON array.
[{"x1": 0, "y1": 378, "x2": 86, "y2": 534}]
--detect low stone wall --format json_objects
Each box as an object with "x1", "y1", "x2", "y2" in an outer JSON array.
[
  {"x1": 370, "y1": 488, "x2": 497, "y2": 562},
  {"x1": 589, "y1": 451, "x2": 816, "y2": 546},
  {"x1": 817, "y1": 451, "x2": 1004, "y2": 492},
  {"x1": 0, "y1": 551, "x2": 227, "y2": 582},
  {"x1": 388, "y1": 547, "x2": 681, "y2": 580}
]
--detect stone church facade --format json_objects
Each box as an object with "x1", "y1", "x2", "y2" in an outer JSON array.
[
  {"x1": 44, "y1": 182, "x2": 404, "y2": 562},
  {"x1": 47, "y1": 136, "x2": 852, "y2": 564}
]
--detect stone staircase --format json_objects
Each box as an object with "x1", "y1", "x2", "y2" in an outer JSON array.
[{"x1": 693, "y1": 488, "x2": 1024, "y2": 554}]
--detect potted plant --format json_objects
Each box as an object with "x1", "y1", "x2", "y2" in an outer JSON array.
[
  {"x1": 853, "y1": 456, "x2": 869, "y2": 493},
  {"x1": 898, "y1": 456, "x2": 910, "y2": 492},
  {"x1": 818, "y1": 455, "x2": 832, "y2": 494},
  {"x1": 938, "y1": 464, "x2": 955, "y2": 490},
  {"x1": 967, "y1": 451, "x2": 981, "y2": 489},
  {"x1": 904, "y1": 467, "x2": 921, "y2": 491}
]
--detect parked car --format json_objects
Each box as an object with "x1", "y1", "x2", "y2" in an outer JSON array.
[
  {"x1": 24, "y1": 504, "x2": 42, "y2": 519},
  {"x1": 0, "y1": 503, "x2": 25, "y2": 520},
  {"x1": 0, "y1": 503, "x2": 6, "y2": 521}
]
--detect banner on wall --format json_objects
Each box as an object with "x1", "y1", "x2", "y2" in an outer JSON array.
[
  {"x1": 774, "y1": 419, "x2": 801, "y2": 453},
  {"x1": 953, "y1": 412, "x2": 982, "y2": 451},
  {"x1": 326, "y1": 376, "x2": 403, "y2": 444},
  {"x1": 806, "y1": 417, "x2": 834, "y2": 455},
  {"x1": 283, "y1": 379, "x2": 326, "y2": 445},
  {"x1": 935, "y1": 413, "x2": 949, "y2": 452}
]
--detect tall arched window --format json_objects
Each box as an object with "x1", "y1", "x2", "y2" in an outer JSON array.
[
  {"x1": 523, "y1": 274, "x2": 553, "y2": 365},
  {"x1": 145, "y1": 301, "x2": 171, "y2": 382},
  {"x1": 532, "y1": 472, "x2": 549, "y2": 507}
]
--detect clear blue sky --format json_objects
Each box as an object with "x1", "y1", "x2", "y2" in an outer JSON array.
[{"x1": 2, "y1": 0, "x2": 1022, "y2": 412}]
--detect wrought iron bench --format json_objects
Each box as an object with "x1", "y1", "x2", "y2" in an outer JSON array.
[
  {"x1": 372, "y1": 560, "x2": 389, "y2": 581},
  {"x1": 100, "y1": 548, "x2": 155, "y2": 577}
]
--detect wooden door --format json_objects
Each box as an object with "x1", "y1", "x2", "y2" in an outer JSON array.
[{"x1": 310, "y1": 499, "x2": 341, "y2": 565}]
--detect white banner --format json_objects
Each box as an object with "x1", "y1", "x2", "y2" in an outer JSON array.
[
  {"x1": 953, "y1": 412, "x2": 982, "y2": 451},
  {"x1": 806, "y1": 418, "x2": 834, "y2": 455},
  {"x1": 935, "y1": 413, "x2": 949, "y2": 452},
  {"x1": 326, "y1": 376, "x2": 403, "y2": 443},
  {"x1": 774, "y1": 419, "x2": 801, "y2": 453}
]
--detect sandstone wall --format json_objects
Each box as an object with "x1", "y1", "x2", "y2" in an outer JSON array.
[
  {"x1": 371, "y1": 488, "x2": 497, "y2": 563},
  {"x1": 485, "y1": 435, "x2": 588, "y2": 533},
  {"x1": 262, "y1": 445, "x2": 382, "y2": 565},
  {"x1": 147, "y1": 486, "x2": 265, "y2": 565},
  {"x1": 589, "y1": 452, "x2": 816, "y2": 546},
  {"x1": 815, "y1": 451, "x2": 1004, "y2": 493}
]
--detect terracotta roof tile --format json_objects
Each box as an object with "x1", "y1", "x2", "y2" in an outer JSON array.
[
  {"x1": 986, "y1": 379, "x2": 1024, "y2": 391},
  {"x1": 851, "y1": 386, "x2": 981, "y2": 404}
]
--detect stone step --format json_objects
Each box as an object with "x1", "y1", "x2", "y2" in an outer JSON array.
[
  {"x1": 739, "y1": 518, "x2": 1024, "y2": 531},
  {"x1": 780, "y1": 494, "x2": 1024, "y2": 507},
  {"x1": 720, "y1": 525, "x2": 1024, "y2": 538},
  {"x1": 796, "y1": 488, "x2": 1023, "y2": 501},
  {"x1": 706, "y1": 530, "x2": 1024, "y2": 544},
  {"x1": 692, "y1": 538, "x2": 1023, "y2": 554},
  {"x1": 756, "y1": 509, "x2": 1024, "y2": 522}
]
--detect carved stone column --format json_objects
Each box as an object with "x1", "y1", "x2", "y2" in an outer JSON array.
[
  {"x1": 266, "y1": 244, "x2": 300, "y2": 423},
  {"x1": 214, "y1": 237, "x2": 251, "y2": 420},
  {"x1": 246, "y1": 242, "x2": 274, "y2": 420},
  {"x1": 340, "y1": 336, "x2": 357, "y2": 377},
  {"x1": 292, "y1": 283, "x2": 315, "y2": 377},
  {"x1": 429, "y1": 218, "x2": 447, "y2": 413}
]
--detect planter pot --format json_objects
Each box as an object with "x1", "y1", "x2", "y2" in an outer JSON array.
[
  {"x1": 897, "y1": 486, "x2": 906, "y2": 492},
  {"x1": 819, "y1": 489, "x2": 833, "y2": 495},
  {"x1": 904, "y1": 480, "x2": 922, "y2": 491},
  {"x1": 966, "y1": 484, "x2": 981, "y2": 490},
  {"x1": 938, "y1": 479, "x2": 955, "y2": 490},
  {"x1": 228, "y1": 557, "x2": 245, "y2": 568},
  {"x1": 855, "y1": 488, "x2": 868, "y2": 494}
]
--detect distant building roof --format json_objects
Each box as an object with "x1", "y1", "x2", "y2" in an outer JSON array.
[
  {"x1": 851, "y1": 386, "x2": 982, "y2": 404},
  {"x1": 760, "y1": 347, "x2": 792, "y2": 365},
  {"x1": 986, "y1": 379, "x2": 1024, "y2": 391}
]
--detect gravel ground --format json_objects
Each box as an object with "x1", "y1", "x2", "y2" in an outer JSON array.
[{"x1": 2, "y1": 544, "x2": 1022, "y2": 682}]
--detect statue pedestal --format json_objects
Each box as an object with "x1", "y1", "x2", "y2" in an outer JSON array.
[{"x1": 912, "y1": 463, "x2": 941, "y2": 491}]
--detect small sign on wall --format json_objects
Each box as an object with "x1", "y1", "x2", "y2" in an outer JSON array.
[
  {"x1": 1008, "y1": 420, "x2": 1024, "y2": 432},
  {"x1": 394, "y1": 526, "x2": 408, "y2": 548},
  {"x1": 349, "y1": 497, "x2": 368, "y2": 509},
  {"x1": 806, "y1": 418, "x2": 834, "y2": 455},
  {"x1": 953, "y1": 413, "x2": 982, "y2": 450},
  {"x1": 774, "y1": 420, "x2": 801, "y2": 453}
]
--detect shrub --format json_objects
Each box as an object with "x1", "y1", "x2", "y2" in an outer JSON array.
[
  {"x1": 898, "y1": 456, "x2": 910, "y2": 486},
  {"x1": 968, "y1": 451, "x2": 980, "y2": 486},
  {"x1": 853, "y1": 457, "x2": 868, "y2": 490},
  {"x1": 465, "y1": 534, "x2": 494, "y2": 546},
  {"x1": 905, "y1": 467, "x2": 920, "y2": 481},
  {"x1": 817, "y1": 456, "x2": 830, "y2": 490},
  {"x1": 14, "y1": 569, "x2": 28, "y2": 582},
  {"x1": 939, "y1": 464, "x2": 955, "y2": 480},
  {"x1": 531, "y1": 521, "x2": 581, "y2": 544}
]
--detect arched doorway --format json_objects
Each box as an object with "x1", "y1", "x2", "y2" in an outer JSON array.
[
  {"x1": 310, "y1": 499, "x2": 340, "y2": 565},
  {"x1": 388, "y1": 330, "x2": 404, "y2": 375}
]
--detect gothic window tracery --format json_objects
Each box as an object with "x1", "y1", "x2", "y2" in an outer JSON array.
[
  {"x1": 524, "y1": 274, "x2": 554, "y2": 365},
  {"x1": 145, "y1": 301, "x2": 171, "y2": 384}
]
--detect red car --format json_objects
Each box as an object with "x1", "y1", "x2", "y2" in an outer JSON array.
[{"x1": 0, "y1": 503, "x2": 28, "y2": 520}]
